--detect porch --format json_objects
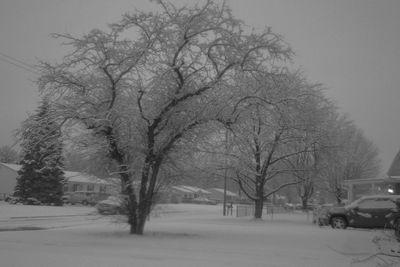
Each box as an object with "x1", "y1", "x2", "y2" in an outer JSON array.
[{"x1": 343, "y1": 176, "x2": 400, "y2": 201}]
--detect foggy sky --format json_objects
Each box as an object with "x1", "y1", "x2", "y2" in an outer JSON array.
[{"x1": 1, "y1": 0, "x2": 399, "y2": 174}]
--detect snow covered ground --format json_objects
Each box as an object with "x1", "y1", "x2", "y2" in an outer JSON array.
[
  {"x1": 0, "y1": 202, "x2": 395, "y2": 267},
  {"x1": 0, "y1": 202, "x2": 94, "y2": 219}
]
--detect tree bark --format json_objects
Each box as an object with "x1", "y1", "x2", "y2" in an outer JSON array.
[
  {"x1": 301, "y1": 198, "x2": 308, "y2": 210},
  {"x1": 254, "y1": 197, "x2": 264, "y2": 219},
  {"x1": 127, "y1": 156, "x2": 162, "y2": 235}
]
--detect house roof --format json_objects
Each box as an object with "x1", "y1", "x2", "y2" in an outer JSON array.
[
  {"x1": 388, "y1": 149, "x2": 400, "y2": 177},
  {"x1": 172, "y1": 185, "x2": 211, "y2": 194},
  {"x1": 180, "y1": 185, "x2": 211, "y2": 194},
  {"x1": 208, "y1": 188, "x2": 239, "y2": 197},
  {"x1": 343, "y1": 176, "x2": 400, "y2": 186},
  {"x1": 171, "y1": 186, "x2": 193, "y2": 193},
  {"x1": 64, "y1": 171, "x2": 112, "y2": 185},
  {"x1": 0, "y1": 162, "x2": 112, "y2": 185}
]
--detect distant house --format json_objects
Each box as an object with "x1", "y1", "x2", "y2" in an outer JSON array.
[
  {"x1": 207, "y1": 188, "x2": 240, "y2": 203},
  {"x1": 62, "y1": 171, "x2": 118, "y2": 194},
  {"x1": 388, "y1": 149, "x2": 400, "y2": 179},
  {"x1": 0, "y1": 163, "x2": 20, "y2": 199},
  {"x1": 169, "y1": 185, "x2": 212, "y2": 203},
  {"x1": 343, "y1": 149, "x2": 400, "y2": 201},
  {"x1": 0, "y1": 162, "x2": 118, "y2": 200}
]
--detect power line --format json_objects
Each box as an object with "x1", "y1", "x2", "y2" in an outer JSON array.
[
  {"x1": 0, "y1": 52, "x2": 36, "y2": 70},
  {"x1": 0, "y1": 56, "x2": 39, "y2": 75},
  {"x1": 0, "y1": 54, "x2": 40, "y2": 75}
]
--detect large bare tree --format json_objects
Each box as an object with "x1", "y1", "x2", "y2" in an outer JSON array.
[
  {"x1": 285, "y1": 99, "x2": 336, "y2": 209},
  {"x1": 37, "y1": 0, "x2": 291, "y2": 234},
  {"x1": 220, "y1": 72, "x2": 327, "y2": 219},
  {"x1": 319, "y1": 114, "x2": 381, "y2": 203}
]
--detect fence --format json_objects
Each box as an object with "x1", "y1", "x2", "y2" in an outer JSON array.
[
  {"x1": 236, "y1": 204, "x2": 288, "y2": 217},
  {"x1": 236, "y1": 204, "x2": 254, "y2": 217}
]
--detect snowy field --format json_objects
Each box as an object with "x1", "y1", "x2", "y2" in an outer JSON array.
[
  {"x1": 0, "y1": 202, "x2": 94, "y2": 219},
  {"x1": 0, "y1": 202, "x2": 394, "y2": 267}
]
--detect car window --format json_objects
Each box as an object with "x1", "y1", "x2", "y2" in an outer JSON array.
[{"x1": 358, "y1": 198, "x2": 397, "y2": 209}]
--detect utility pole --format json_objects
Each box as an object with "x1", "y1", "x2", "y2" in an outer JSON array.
[{"x1": 223, "y1": 129, "x2": 229, "y2": 216}]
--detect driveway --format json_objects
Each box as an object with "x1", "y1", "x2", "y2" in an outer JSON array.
[{"x1": 0, "y1": 201, "x2": 101, "y2": 231}]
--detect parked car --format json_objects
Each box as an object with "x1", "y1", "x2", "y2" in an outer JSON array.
[
  {"x1": 63, "y1": 191, "x2": 109, "y2": 205},
  {"x1": 5, "y1": 196, "x2": 19, "y2": 204},
  {"x1": 23, "y1": 197, "x2": 42, "y2": 205},
  {"x1": 313, "y1": 203, "x2": 344, "y2": 226},
  {"x1": 284, "y1": 202, "x2": 314, "y2": 211},
  {"x1": 96, "y1": 195, "x2": 128, "y2": 215},
  {"x1": 327, "y1": 195, "x2": 400, "y2": 237},
  {"x1": 6, "y1": 196, "x2": 42, "y2": 205}
]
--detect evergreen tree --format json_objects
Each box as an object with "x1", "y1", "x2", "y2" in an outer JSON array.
[{"x1": 14, "y1": 98, "x2": 64, "y2": 205}]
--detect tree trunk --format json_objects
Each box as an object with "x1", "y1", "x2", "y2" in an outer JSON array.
[
  {"x1": 130, "y1": 214, "x2": 146, "y2": 235},
  {"x1": 128, "y1": 205, "x2": 138, "y2": 234},
  {"x1": 127, "y1": 157, "x2": 161, "y2": 235},
  {"x1": 254, "y1": 198, "x2": 264, "y2": 219},
  {"x1": 127, "y1": 197, "x2": 150, "y2": 235},
  {"x1": 302, "y1": 198, "x2": 308, "y2": 210}
]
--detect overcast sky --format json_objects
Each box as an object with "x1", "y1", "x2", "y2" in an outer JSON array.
[{"x1": 1, "y1": 0, "x2": 399, "y2": 174}]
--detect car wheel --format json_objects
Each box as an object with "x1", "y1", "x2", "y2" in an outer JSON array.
[{"x1": 331, "y1": 216, "x2": 347, "y2": 229}]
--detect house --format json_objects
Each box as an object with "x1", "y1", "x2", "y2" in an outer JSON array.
[
  {"x1": 207, "y1": 188, "x2": 240, "y2": 203},
  {"x1": 0, "y1": 162, "x2": 118, "y2": 199},
  {"x1": 343, "y1": 148, "x2": 400, "y2": 201},
  {"x1": 169, "y1": 185, "x2": 212, "y2": 203},
  {"x1": 0, "y1": 162, "x2": 20, "y2": 199},
  {"x1": 62, "y1": 171, "x2": 118, "y2": 194}
]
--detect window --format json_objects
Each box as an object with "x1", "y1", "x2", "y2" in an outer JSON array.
[
  {"x1": 99, "y1": 185, "x2": 107, "y2": 193},
  {"x1": 87, "y1": 184, "x2": 94, "y2": 191},
  {"x1": 358, "y1": 198, "x2": 397, "y2": 209},
  {"x1": 72, "y1": 184, "x2": 82, "y2": 192}
]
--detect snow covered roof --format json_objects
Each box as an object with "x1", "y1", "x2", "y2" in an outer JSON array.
[
  {"x1": 0, "y1": 162, "x2": 111, "y2": 185},
  {"x1": 343, "y1": 177, "x2": 400, "y2": 186},
  {"x1": 172, "y1": 185, "x2": 211, "y2": 194},
  {"x1": 180, "y1": 185, "x2": 211, "y2": 194},
  {"x1": 64, "y1": 171, "x2": 112, "y2": 185},
  {"x1": 0, "y1": 162, "x2": 21, "y2": 172},
  {"x1": 172, "y1": 186, "x2": 194, "y2": 193},
  {"x1": 388, "y1": 149, "x2": 400, "y2": 177},
  {"x1": 208, "y1": 188, "x2": 239, "y2": 197}
]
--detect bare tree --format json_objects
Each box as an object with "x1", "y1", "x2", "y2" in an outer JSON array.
[
  {"x1": 37, "y1": 0, "x2": 291, "y2": 234},
  {"x1": 221, "y1": 72, "x2": 327, "y2": 219},
  {"x1": 285, "y1": 100, "x2": 336, "y2": 209},
  {"x1": 289, "y1": 144, "x2": 318, "y2": 210},
  {"x1": 319, "y1": 114, "x2": 381, "y2": 204}
]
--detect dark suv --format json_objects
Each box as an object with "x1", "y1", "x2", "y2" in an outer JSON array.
[{"x1": 328, "y1": 195, "x2": 400, "y2": 235}]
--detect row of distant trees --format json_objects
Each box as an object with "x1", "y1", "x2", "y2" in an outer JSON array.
[
  {"x1": 3, "y1": 0, "x2": 380, "y2": 234},
  {"x1": 171, "y1": 83, "x2": 380, "y2": 217}
]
